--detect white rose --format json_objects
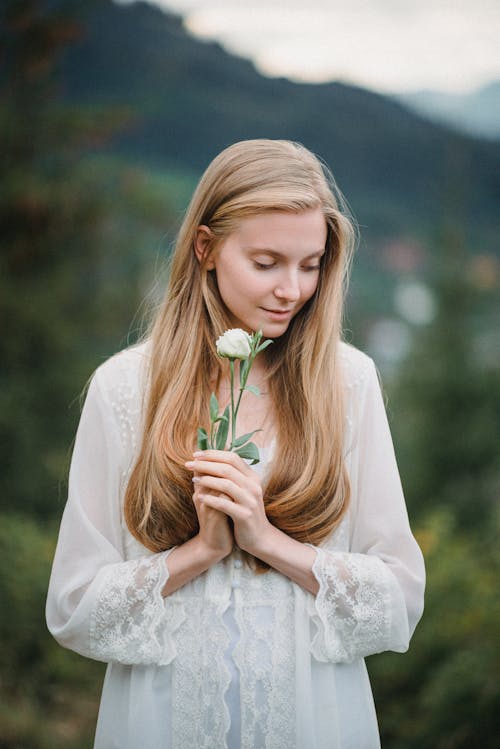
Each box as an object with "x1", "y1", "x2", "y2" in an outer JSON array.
[{"x1": 216, "y1": 329, "x2": 252, "y2": 359}]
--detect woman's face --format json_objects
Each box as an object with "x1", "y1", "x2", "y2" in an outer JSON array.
[{"x1": 200, "y1": 208, "x2": 327, "y2": 338}]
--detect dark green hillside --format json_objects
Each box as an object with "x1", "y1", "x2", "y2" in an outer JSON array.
[{"x1": 57, "y1": 0, "x2": 500, "y2": 246}]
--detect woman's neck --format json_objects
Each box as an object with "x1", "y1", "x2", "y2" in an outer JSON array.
[{"x1": 212, "y1": 361, "x2": 270, "y2": 394}]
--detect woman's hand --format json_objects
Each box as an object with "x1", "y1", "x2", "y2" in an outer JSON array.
[
  {"x1": 189, "y1": 465, "x2": 234, "y2": 560},
  {"x1": 186, "y1": 450, "x2": 319, "y2": 595},
  {"x1": 185, "y1": 450, "x2": 273, "y2": 557}
]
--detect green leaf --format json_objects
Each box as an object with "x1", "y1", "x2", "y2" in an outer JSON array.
[
  {"x1": 197, "y1": 428, "x2": 209, "y2": 450},
  {"x1": 231, "y1": 429, "x2": 261, "y2": 449},
  {"x1": 209, "y1": 392, "x2": 219, "y2": 422},
  {"x1": 256, "y1": 339, "x2": 273, "y2": 353},
  {"x1": 239, "y1": 358, "x2": 250, "y2": 384},
  {"x1": 234, "y1": 441, "x2": 260, "y2": 465},
  {"x1": 251, "y1": 330, "x2": 262, "y2": 349},
  {"x1": 215, "y1": 405, "x2": 230, "y2": 450},
  {"x1": 244, "y1": 384, "x2": 260, "y2": 396}
]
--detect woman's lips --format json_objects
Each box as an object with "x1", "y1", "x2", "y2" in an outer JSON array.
[{"x1": 261, "y1": 307, "x2": 294, "y2": 320}]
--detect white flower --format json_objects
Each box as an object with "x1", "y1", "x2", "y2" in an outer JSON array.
[
  {"x1": 198, "y1": 328, "x2": 271, "y2": 461},
  {"x1": 216, "y1": 328, "x2": 252, "y2": 360}
]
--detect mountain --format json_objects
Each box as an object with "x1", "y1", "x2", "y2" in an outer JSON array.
[
  {"x1": 396, "y1": 81, "x2": 500, "y2": 141},
  {"x1": 55, "y1": 0, "x2": 500, "y2": 248}
]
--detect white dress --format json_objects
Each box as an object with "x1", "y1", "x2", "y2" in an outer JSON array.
[{"x1": 46, "y1": 340, "x2": 425, "y2": 749}]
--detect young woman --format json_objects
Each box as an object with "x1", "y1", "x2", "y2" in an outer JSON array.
[{"x1": 46, "y1": 139, "x2": 425, "y2": 749}]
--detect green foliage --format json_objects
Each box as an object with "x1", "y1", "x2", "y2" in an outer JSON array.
[
  {"x1": 369, "y1": 511, "x2": 499, "y2": 749},
  {"x1": 391, "y1": 226, "x2": 500, "y2": 530},
  {"x1": 0, "y1": 514, "x2": 103, "y2": 747},
  {"x1": 368, "y1": 221, "x2": 500, "y2": 747},
  {"x1": 0, "y1": 0, "x2": 178, "y2": 520}
]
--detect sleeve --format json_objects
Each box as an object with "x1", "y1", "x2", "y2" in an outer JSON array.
[
  {"x1": 308, "y1": 357, "x2": 425, "y2": 663},
  {"x1": 45, "y1": 368, "x2": 185, "y2": 665}
]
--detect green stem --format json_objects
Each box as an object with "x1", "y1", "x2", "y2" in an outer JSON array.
[
  {"x1": 210, "y1": 417, "x2": 215, "y2": 450},
  {"x1": 229, "y1": 334, "x2": 261, "y2": 449},
  {"x1": 230, "y1": 359, "x2": 236, "y2": 448},
  {"x1": 233, "y1": 349, "x2": 255, "y2": 421},
  {"x1": 234, "y1": 388, "x2": 244, "y2": 420}
]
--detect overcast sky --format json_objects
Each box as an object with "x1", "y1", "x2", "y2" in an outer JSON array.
[{"x1": 147, "y1": 0, "x2": 500, "y2": 94}]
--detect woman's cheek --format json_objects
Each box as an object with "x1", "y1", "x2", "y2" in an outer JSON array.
[{"x1": 304, "y1": 276, "x2": 320, "y2": 301}]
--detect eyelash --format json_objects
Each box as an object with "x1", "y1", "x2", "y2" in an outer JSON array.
[{"x1": 254, "y1": 262, "x2": 320, "y2": 272}]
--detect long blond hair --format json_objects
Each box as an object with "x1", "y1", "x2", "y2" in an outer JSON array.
[{"x1": 125, "y1": 139, "x2": 355, "y2": 563}]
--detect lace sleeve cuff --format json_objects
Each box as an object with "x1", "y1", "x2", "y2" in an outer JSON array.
[
  {"x1": 308, "y1": 547, "x2": 408, "y2": 663},
  {"x1": 89, "y1": 549, "x2": 186, "y2": 665}
]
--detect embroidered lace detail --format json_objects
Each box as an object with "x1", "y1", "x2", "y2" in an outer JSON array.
[
  {"x1": 89, "y1": 550, "x2": 184, "y2": 665},
  {"x1": 234, "y1": 594, "x2": 295, "y2": 749},
  {"x1": 110, "y1": 379, "x2": 140, "y2": 456},
  {"x1": 309, "y1": 548, "x2": 392, "y2": 663},
  {"x1": 98, "y1": 344, "x2": 149, "y2": 486},
  {"x1": 339, "y1": 342, "x2": 373, "y2": 459},
  {"x1": 171, "y1": 596, "x2": 232, "y2": 749},
  {"x1": 165, "y1": 561, "x2": 298, "y2": 749}
]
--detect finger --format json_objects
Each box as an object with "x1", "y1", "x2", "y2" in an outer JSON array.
[
  {"x1": 193, "y1": 475, "x2": 248, "y2": 504},
  {"x1": 199, "y1": 492, "x2": 251, "y2": 522},
  {"x1": 186, "y1": 459, "x2": 260, "y2": 488},
  {"x1": 193, "y1": 491, "x2": 229, "y2": 520},
  {"x1": 191, "y1": 450, "x2": 256, "y2": 477},
  {"x1": 188, "y1": 461, "x2": 251, "y2": 489}
]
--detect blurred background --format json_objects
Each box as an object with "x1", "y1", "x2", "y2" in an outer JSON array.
[{"x1": 1, "y1": 0, "x2": 499, "y2": 746}]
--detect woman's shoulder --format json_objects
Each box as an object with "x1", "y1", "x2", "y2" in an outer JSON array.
[
  {"x1": 337, "y1": 340, "x2": 376, "y2": 391},
  {"x1": 90, "y1": 339, "x2": 152, "y2": 406}
]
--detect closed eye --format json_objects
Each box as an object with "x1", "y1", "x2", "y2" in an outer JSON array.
[{"x1": 254, "y1": 262, "x2": 320, "y2": 271}]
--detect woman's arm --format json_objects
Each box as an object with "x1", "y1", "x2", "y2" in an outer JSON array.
[
  {"x1": 305, "y1": 356, "x2": 425, "y2": 662},
  {"x1": 161, "y1": 491, "x2": 233, "y2": 595},
  {"x1": 46, "y1": 358, "x2": 229, "y2": 665},
  {"x1": 246, "y1": 525, "x2": 319, "y2": 594}
]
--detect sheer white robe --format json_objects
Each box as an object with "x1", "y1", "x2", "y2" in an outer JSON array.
[{"x1": 46, "y1": 340, "x2": 425, "y2": 749}]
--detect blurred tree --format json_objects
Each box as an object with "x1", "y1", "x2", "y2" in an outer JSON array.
[
  {"x1": 368, "y1": 204, "x2": 499, "y2": 746},
  {"x1": 369, "y1": 510, "x2": 499, "y2": 749},
  {"x1": 390, "y1": 219, "x2": 500, "y2": 530},
  {"x1": 0, "y1": 514, "x2": 103, "y2": 748},
  {"x1": 0, "y1": 0, "x2": 176, "y2": 519}
]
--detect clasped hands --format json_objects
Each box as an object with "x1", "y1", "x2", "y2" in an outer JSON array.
[{"x1": 185, "y1": 450, "x2": 272, "y2": 560}]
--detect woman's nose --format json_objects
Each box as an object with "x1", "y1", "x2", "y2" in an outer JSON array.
[{"x1": 274, "y1": 272, "x2": 301, "y2": 302}]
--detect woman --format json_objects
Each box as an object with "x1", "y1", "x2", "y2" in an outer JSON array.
[{"x1": 46, "y1": 139, "x2": 425, "y2": 748}]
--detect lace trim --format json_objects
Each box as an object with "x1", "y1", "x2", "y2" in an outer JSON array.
[
  {"x1": 234, "y1": 596, "x2": 295, "y2": 749},
  {"x1": 167, "y1": 563, "x2": 298, "y2": 749},
  {"x1": 89, "y1": 550, "x2": 185, "y2": 665},
  {"x1": 309, "y1": 548, "x2": 392, "y2": 663},
  {"x1": 171, "y1": 597, "x2": 232, "y2": 749}
]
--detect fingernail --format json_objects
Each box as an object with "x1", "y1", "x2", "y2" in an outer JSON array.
[
  {"x1": 185, "y1": 461, "x2": 195, "y2": 468},
  {"x1": 193, "y1": 451, "x2": 203, "y2": 457},
  {"x1": 192, "y1": 476, "x2": 200, "y2": 483}
]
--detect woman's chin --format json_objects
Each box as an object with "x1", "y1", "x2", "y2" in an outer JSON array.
[{"x1": 259, "y1": 322, "x2": 291, "y2": 339}]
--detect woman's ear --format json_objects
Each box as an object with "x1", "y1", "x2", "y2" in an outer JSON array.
[{"x1": 194, "y1": 225, "x2": 216, "y2": 269}]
